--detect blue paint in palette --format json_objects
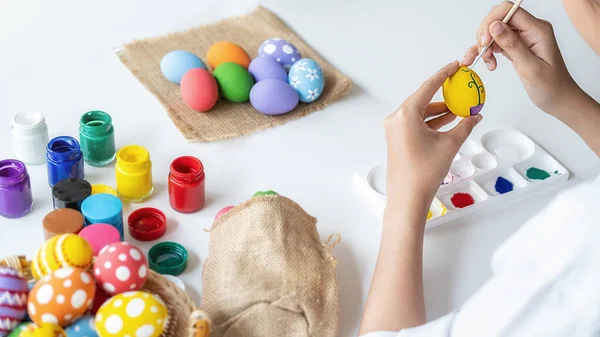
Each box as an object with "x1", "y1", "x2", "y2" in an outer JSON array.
[{"x1": 494, "y1": 176, "x2": 514, "y2": 194}]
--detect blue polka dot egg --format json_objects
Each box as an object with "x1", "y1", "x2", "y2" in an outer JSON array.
[
  {"x1": 288, "y1": 58, "x2": 325, "y2": 103},
  {"x1": 65, "y1": 315, "x2": 97, "y2": 337}
]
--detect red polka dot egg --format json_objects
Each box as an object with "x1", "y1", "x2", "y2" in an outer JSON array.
[
  {"x1": 94, "y1": 242, "x2": 148, "y2": 296},
  {"x1": 27, "y1": 268, "x2": 96, "y2": 328}
]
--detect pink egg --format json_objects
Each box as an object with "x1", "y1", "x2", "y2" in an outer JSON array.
[
  {"x1": 215, "y1": 206, "x2": 234, "y2": 220},
  {"x1": 180, "y1": 68, "x2": 219, "y2": 112},
  {"x1": 93, "y1": 242, "x2": 148, "y2": 296}
]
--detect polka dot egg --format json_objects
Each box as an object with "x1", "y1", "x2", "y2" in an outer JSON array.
[
  {"x1": 28, "y1": 268, "x2": 95, "y2": 327},
  {"x1": 0, "y1": 267, "x2": 29, "y2": 337},
  {"x1": 31, "y1": 234, "x2": 93, "y2": 280},
  {"x1": 19, "y1": 323, "x2": 66, "y2": 337},
  {"x1": 65, "y1": 315, "x2": 97, "y2": 337},
  {"x1": 258, "y1": 38, "x2": 301, "y2": 71},
  {"x1": 94, "y1": 242, "x2": 148, "y2": 296},
  {"x1": 95, "y1": 291, "x2": 168, "y2": 337}
]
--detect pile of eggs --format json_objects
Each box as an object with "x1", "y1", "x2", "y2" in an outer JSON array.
[
  {"x1": 0, "y1": 235, "x2": 168, "y2": 337},
  {"x1": 160, "y1": 38, "x2": 325, "y2": 115}
]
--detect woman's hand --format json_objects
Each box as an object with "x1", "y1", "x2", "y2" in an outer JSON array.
[
  {"x1": 384, "y1": 61, "x2": 482, "y2": 223},
  {"x1": 462, "y1": 2, "x2": 581, "y2": 117}
]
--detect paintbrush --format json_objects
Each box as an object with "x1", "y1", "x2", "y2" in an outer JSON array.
[{"x1": 470, "y1": 0, "x2": 524, "y2": 69}]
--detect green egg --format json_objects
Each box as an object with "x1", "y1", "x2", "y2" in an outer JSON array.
[
  {"x1": 253, "y1": 190, "x2": 278, "y2": 197},
  {"x1": 213, "y1": 62, "x2": 254, "y2": 102},
  {"x1": 8, "y1": 323, "x2": 30, "y2": 337}
]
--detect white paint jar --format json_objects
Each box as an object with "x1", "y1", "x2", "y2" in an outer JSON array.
[{"x1": 11, "y1": 111, "x2": 50, "y2": 165}]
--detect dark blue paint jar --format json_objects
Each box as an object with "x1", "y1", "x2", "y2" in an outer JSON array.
[{"x1": 46, "y1": 136, "x2": 85, "y2": 187}]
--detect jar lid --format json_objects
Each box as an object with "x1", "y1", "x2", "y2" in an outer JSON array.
[
  {"x1": 91, "y1": 184, "x2": 117, "y2": 196},
  {"x1": 128, "y1": 207, "x2": 167, "y2": 241},
  {"x1": 52, "y1": 178, "x2": 92, "y2": 209},
  {"x1": 79, "y1": 224, "x2": 121, "y2": 256},
  {"x1": 80, "y1": 193, "x2": 122, "y2": 225},
  {"x1": 148, "y1": 242, "x2": 187, "y2": 276},
  {"x1": 42, "y1": 208, "x2": 84, "y2": 240}
]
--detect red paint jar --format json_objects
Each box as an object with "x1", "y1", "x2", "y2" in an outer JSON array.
[{"x1": 168, "y1": 156, "x2": 205, "y2": 213}]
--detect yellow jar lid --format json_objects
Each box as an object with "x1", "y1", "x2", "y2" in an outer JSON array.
[{"x1": 91, "y1": 184, "x2": 117, "y2": 196}]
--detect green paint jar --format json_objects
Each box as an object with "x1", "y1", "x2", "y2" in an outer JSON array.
[{"x1": 79, "y1": 110, "x2": 116, "y2": 167}]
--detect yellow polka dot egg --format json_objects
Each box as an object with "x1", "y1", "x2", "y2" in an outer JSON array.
[
  {"x1": 28, "y1": 268, "x2": 96, "y2": 328},
  {"x1": 442, "y1": 66, "x2": 486, "y2": 117},
  {"x1": 19, "y1": 323, "x2": 66, "y2": 337},
  {"x1": 95, "y1": 291, "x2": 168, "y2": 337},
  {"x1": 31, "y1": 234, "x2": 93, "y2": 280}
]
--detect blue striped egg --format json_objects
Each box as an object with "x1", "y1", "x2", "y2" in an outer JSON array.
[
  {"x1": 288, "y1": 58, "x2": 325, "y2": 103},
  {"x1": 0, "y1": 267, "x2": 29, "y2": 337}
]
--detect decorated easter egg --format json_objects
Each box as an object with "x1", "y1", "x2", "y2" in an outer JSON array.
[
  {"x1": 7, "y1": 322, "x2": 28, "y2": 337},
  {"x1": 248, "y1": 57, "x2": 288, "y2": 83},
  {"x1": 180, "y1": 68, "x2": 219, "y2": 112},
  {"x1": 0, "y1": 267, "x2": 29, "y2": 336},
  {"x1": 189, "y1": 309, "x2": 211, "y2": 337},
  {"x1": 250, "y1": 79, "x2": 299, "y2": 115},
  {"x1": 206, "y1": 41, "x2": 251, "y2": 69},
  {"x1": 443, "y1": 66, "x2": 486, "y2": 117},
  {"x1": 258, "y1": 38, "x2": 302, "y2": 71},
  {"x1": 28, "y1": 268, "x2": 95, "y2": 327},
  {"x1": 214, "y1": 206, "x2": 234, "y2": 220},
  {"x1": 95, "y1": 291, "x2": 169, "y2": 337},
  {"x1": 31, "y1": 234, "x2": 93, "y2": 280},
  {"x1": 160, "y1": 50, "x2": 207, "y2": 85},
  {"x1": 19, "y1": 323, "x2": 65, "y2": 337},
  {"x1": 213, "y1": 63, "x2": 254, "y2": 102},
  {"x1": 289, "y1": 58, "x2": 325, "y2": 103},
  {"x1": 65, "y1": 315, "x2": 97, "y2": 337},
  {"x1": 94, "y1": 242, "x2": 148, "y2": 296}
]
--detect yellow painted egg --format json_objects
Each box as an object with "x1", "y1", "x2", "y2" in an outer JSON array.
[
  {"x1": 31, "y1": 234, "x2": 93, "y2": 280},
  {"x1": 19, "y1": 323, "x2": 66, "y2": 337},
  {"x1": 95, "y1": 291, "x2": 168, "y2": 337},
  {"x1": 442, "y1": 66, "x2": 486, "y2": 117}
]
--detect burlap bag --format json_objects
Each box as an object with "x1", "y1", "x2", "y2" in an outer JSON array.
[
  {"x1": 202, "y1": 195, "x2": 340, "y2": 337},
  {"x1": 115, "y1": 6, "x2": 352, "y2": 142}
]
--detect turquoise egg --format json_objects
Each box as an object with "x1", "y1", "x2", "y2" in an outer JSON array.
[
  {"x1": 65, "y1": 315, "x2": 98, "y2": 337},
  {"x1": 288, "y1": 58, "x2": 325, "y2": 103},
  {"x1": 160, "y1": 50, "x2": 207, "y2": 84}
]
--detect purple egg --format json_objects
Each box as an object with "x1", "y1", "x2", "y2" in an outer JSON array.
[
  {"x1": 248, "y1": 57, "x2": 288, "y2": 83},
  {"x1": 258, "y1": 38, "x2": 302, "y2": 71},
  {"x1": 250, "y1": 79, "x2": 299, "y2": 115},
  {"x1": 0, "y1": 267, "x2": 29, "y2": 336}
]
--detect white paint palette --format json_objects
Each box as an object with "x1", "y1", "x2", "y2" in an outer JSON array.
[{"x1": 354, "y1": 128, "x2": 570, "y2": 229}]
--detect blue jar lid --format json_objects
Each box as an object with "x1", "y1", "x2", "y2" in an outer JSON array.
[{"x1": 81, "y1": 193, "x2": 123, "y2": 225}]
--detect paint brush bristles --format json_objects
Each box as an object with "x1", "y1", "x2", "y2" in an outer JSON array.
[{"x1": 470, "y1": 0, "x2": 524, "y2": 69}]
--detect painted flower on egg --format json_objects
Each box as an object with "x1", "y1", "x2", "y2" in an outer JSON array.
[{"x1": 442, "y1": 66, "x2": 486, "y2": 117}]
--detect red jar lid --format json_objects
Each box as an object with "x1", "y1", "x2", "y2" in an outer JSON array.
[{"x1": 128, "y1": 207, "x2": 167, "y2": 241}]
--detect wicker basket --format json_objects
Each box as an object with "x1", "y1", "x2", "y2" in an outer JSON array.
[{"x1": 144, "y1": 271, "x2": 195, "y2": 337}]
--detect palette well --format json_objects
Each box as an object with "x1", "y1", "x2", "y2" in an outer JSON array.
[{"x1": 354, "y1": 127, "x2": 570, "y2": 229}]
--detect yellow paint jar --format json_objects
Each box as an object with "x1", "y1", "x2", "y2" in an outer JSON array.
[
  {"x1": 91, "y1": 184, "x2": 117, "y2": 196},
  {"x1": 115, "y1": 145, "x2": 153, "y2": 202}
]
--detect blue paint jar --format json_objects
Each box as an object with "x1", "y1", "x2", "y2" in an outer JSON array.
[
  {"x1": 46, "y1": 136, "x2": 85, "y2": 187},
  {"x1": 80, "y1": 193, "x2": 124, "y2": 240},
  {"x1": 0, "y1": 159, "x2": 33, "y2": 219}
]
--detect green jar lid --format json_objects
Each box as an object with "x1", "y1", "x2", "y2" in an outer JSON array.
[
  {"x1": 253, "y1": 190, "x2": 278, "y2": 197},
  {"x1": 148, "y1": 242, "x2": 188, "y2": 276}
]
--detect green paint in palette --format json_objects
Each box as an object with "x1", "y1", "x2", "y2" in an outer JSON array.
[{"x1": 526, "y1": 167, "x2": 551, "y2": 180}]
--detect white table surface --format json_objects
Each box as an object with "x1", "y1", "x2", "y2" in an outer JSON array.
[{"x1": 1, "y1": 0, "x2": 599, "y2": 335}]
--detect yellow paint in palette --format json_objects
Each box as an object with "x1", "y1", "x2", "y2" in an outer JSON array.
[
  {"x1": 427, "y1": 198, "x2": 448, "y2": 222},
  {"x1": 427, "y1": 210, "x2": 433, "y2": 220},
  {"x1": 443, "y1": 66, "x2": 486, "y2": 117}
]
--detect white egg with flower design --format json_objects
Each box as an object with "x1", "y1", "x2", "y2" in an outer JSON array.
[{"x1": 288, "y1": 58, "x2": 325, "y2": 103}]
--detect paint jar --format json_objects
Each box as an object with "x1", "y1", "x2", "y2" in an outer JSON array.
[
  {"x1": 168, "y1": 156, "x2": 205, "y2": 213},
  {"x1": 115, "y1": 145, "x2": 153, "y2": 202},
  {"x1": 79, "y1": 110, "x2": 116, "y2": 167},
  {"x1": 46, "y1": 136, "x2": 85, "y2": 187},
  {"x1": 0, "y1": 159, "x2": 33, "y2": 219},
  {"x1": 11, "y1": 111, "x2": 49, "y2": 165},
  {"x1": 81, "y1": 193, "x2": 124, "y2": 240},
  {"x1": 42, "y1": 208, "x2": 84, "y2": 240},
  {"x1": 91, "y1": 184, "x2": 117, "y2": 196},
  {"x1": 52, "y1": 178, "x2": 92, "y2": 211}
]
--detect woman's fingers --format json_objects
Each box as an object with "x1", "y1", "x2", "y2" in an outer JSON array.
[
  {"x1": 405, "y1": 61, "x2": 460, "y2": 113},
  {"x1": 424, "y1": 102, "x2": 449, "y2": 118},
  {"x1": 461, "y1": 45, "x2": 479, "y2": 66},
  {"x1": 426, "y1": 113, "x2": 456, "y2": 130}
]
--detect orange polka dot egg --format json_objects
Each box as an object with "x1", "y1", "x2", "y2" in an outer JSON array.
[
  {"x1": 93, "y1": 242, "x2": 148, "y2": 296},
  {"x1": 19, "y1": 323, "x2": 65, "y2": 337},
  {"x1": 31, "y1": 234, "x2": 93, "y2": 281},
  {"x1": 27, "y1": 268, "x2": 96, "y2": 327},
  {"x1": 95, "y1": 291, "x2": 168, "y2": 337}
]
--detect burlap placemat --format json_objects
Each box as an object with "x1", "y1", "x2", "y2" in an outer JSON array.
[{"x1": 115, "y1": 6, "x2": 352, "y2": 142}]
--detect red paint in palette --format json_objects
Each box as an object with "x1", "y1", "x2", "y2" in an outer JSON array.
[{"x1": 450, "y1": 192, "x2": 475, "y2": 208}]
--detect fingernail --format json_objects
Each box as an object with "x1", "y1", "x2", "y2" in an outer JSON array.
[{"x1": 490, "y1": 21, "x2": 504, "y2": 36}]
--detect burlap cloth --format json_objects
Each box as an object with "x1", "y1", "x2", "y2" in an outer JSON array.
[
  {"x1": 115, "y1": 6, "x2": 352, "y2": 142},
  {"x1": 202, "y1": 195, "x2": 340, "y2": 337}
]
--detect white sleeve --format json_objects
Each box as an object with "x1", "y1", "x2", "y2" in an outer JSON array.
[{"x1": 359, "y1": 313, "x2": 456, "y2": 337}]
